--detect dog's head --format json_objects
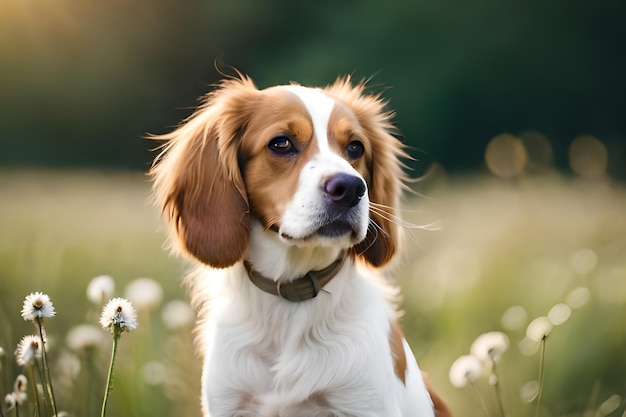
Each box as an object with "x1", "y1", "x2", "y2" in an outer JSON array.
[{"x1": 151, "y1": 75, "x2": 408, "y2": 269}]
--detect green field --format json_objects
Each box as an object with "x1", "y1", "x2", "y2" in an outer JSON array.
[{"x1": 1, "y1": 170, "x2": 625, "y2": 416}]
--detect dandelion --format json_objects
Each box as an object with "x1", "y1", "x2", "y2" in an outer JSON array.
[
  {"x1": 471, "y1": 331, "x2": 510, "y2": 363},
  {"x1": 124, "y1": 278, "x2": 163, "y2": 311},
  {"x1": 525, "y1": 317, "x2": 553, "y2": 417},
  {"x1": 449, "y1": 355, "x2": 482, "y2": 388},
  {"x1": 15, "y1": 339, "x2": 44, "y2": 416},
  {"x1": 471, "y1": 331, "x2": 509, "y2": 417},
  {"x1": 5, "y1": 375, "x2": 28, "y2": 416},
  {"x1": 86, "y1": 275, "x2": 116, "y2": 305},
  {"x1": 13, "y1": 375, "x2": 27, "y2": 396},
  {"x1": 526, "y1": 317, "x2": 553, "y2": 342},
  {"x1": 99, "y1": 298, "x2": 137, "y2": 417},
  {"x1": 100, "y1": 298, "x2": 138, "y2": 333},
  {"x1": 15, "y1": 335, "x2": 42, "y2": 366},
  {"x1": 20, "y1": 292, "x2": 58, "y2": 416},
  {"x1": 21, "y1": 292, "x2": 55, "y2": 321},
  {"x1": 449, "y1": 354, "x2": 490, "y2": 416},
  {"x1": 4, "y1": 393, "x2": 17, "y2": 410}
]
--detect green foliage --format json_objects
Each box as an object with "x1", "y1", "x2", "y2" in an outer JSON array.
[
  {"x1": 1, "y1": 1, "x2": 625, "y2": 177},
  {"x1": 1, "y1": 170, "x2": 625, "y2": 416}
]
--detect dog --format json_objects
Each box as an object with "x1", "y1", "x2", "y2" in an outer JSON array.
[{"x1": 150, "y1": 74, "x2": 452, "y2": 417}]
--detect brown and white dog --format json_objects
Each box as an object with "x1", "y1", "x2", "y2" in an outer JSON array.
[{"x1": 151, "y1": 74, "x2": 451, "y2": 417}]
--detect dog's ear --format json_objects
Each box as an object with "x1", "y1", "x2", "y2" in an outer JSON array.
[
  {"x1": 150, "y1": 77, "x2": 258, "y2": 268},
  {"x1": 328, "y1": 78, "x2": 409, "y2": 267}
]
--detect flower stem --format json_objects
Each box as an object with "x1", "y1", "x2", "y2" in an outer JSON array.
[
  {"x1": 28, "y1": 365, "x2": 42, "y2": 417},
  {"x1": 534, "y1": 336, "x2": 547, "y2": 417},
  {"x1": 491, "y1": 363, "x2": 506, "y2": 417},
  {"x1": 471, "y1": 380, "x2": 492, "y2": 417},
  {"x1": 36, "y1": 319, "x2": 58, "y2": 417},
  {"x1": 101, "y1": 331, "x2": 120, "y2": 417},
  {"x1": 34, "y1": 359, "x2": 52, "y2": 415}
]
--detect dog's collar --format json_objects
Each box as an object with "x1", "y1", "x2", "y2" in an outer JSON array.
[{"x1": 244, "y1": 252, "x2": 347, "y2": 302}]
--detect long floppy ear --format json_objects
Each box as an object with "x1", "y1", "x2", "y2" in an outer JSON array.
[
  {"x1": 150, "y1": 77, "x2": 259, "y2": 268},
  {"x1": 327, "y1": 78, "x2": 409, "y2": 267}
]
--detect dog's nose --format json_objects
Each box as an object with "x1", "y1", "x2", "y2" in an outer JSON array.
[{"x1": 323, "y1": 173, "x2": 367, "y2": 208}]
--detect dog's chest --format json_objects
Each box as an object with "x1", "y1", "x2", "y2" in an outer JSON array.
[{"x1": 204, "y1": 270, "x2": 396, "y2": 416}]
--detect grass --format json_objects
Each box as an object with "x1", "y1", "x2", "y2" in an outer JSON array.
[{"x1": 0, "y1": 168, "x2": 625, "y2": 416}]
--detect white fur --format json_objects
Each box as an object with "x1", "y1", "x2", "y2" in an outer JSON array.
[
  {"x1": 183, "y1": 86, "x2": 435, "y2": 416},
  {"x1": 198, "y1": 259, "x2": 435, "y2": 416}
]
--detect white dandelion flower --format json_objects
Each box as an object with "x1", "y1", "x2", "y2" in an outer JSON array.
[
  {"x1": 15, "y1": 335, "x2": 42, "y2": 366},
  {"x1": 14, "y1": 375, "x2": 27, "y2": 393},
  {"x1": 125, "y1": 277, "x2": 163, "y2": 311},
  {"x1": 470, "y1": 331, "x2": 510, "y2": 363},
  {"x1": 5, "y1": 392, "x2": 17, "y2": 410},
  {"x1": 161, "y1": 300, "x2": 195, "y2": 330},
  {"x1": 100, "y1": 298, "x2": 137, "y2": 333},
  {"x1": 21, "y1": 292, "x2": 56, "y2": 321},
  {"x1": 526, "y1": 316, "x2": 553, "y2": 342},
  {"x1": 449, "y1": 355, "x2": 483, "y2": 388},
  {"x1": 86, "y1": 275, "x2": 115, "y2": 305}
]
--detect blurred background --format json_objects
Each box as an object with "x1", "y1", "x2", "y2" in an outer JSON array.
[{"x1": 1, "y1": 0, "x2": 625, "y2": 416}]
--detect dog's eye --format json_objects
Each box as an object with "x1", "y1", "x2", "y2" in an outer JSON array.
[
  {"x1": 268, "y1": 135, "x2": 297, "y2": 155},
  {"x1": 346, "y1": 141, "x2": 365, "y2": 160}
]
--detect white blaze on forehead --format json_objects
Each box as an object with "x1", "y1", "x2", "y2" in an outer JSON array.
[{"x1": 283, "y1": 85, "x2": 335, "y2": 153}]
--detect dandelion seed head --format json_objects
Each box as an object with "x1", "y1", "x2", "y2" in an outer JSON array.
[
  {"x1": 15, "y1": 391, "x2": 27, "y2": 405},
  {"x1": 161, "y1": 300, "x2": 195, "y2": 330},
  {"x1": 14, "y1": 375, "x2": 27, "y2": 393},
  {"x1": 5, "y1": 393, "x2": 17, "y2": 409},
  {"x1": 449, "y1": 355, "x2": 483, "y2": 388},
  {"x1": 86, "y1": 275, "x2": 115, "y2": 304},
  {"x1": 67, "y1": 324, "x2": 106, "y2": 352},
  {"x1": 470, "y1": 331, "x2": 510, "y2": 363},
  {"x1": 526, "y1": 316, "x2": 553, "y2": 342},
  {"x1": 100, "y1": 297, "x2": 137, "y2": 333},
  {"x1": 125, "y1": 277, "x2": 163, "y2": 311},
  {"x1": 21, "y1": 292, "x2": 56, "y2": 321},
  {"x1": 548, "y1": 303, "x2": 572, "y2": 326},
  {"x1": 15, "y1": 335, "x2": 42, "y2": 366}
]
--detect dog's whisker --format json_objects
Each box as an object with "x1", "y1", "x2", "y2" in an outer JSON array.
[{"x1": 370, "y1": 203, "x2": 442, "y2": 232}]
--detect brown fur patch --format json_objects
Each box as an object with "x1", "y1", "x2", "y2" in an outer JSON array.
[
  {"x1": 325, "y1": 78, "x2": 409, "y2": 267},
  {"x1": 389, "y1": 321, "x2": 407, "y2": 384}
]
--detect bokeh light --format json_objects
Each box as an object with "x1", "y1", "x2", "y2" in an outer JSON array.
[
  {"x1": 485, "y1": 133, "x2": 528, "y2": 178},
  {"x1": 519, "y1": 131, "x2": 554, "y2": 173},
  {"x1": 568, "y1": 135, "x2": 608, "y2": 178}
]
